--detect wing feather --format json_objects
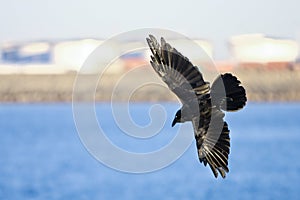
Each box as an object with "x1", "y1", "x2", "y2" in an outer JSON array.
[
  {"x1": 146, "y1": 35, "x2": 209, "y2": 103},
  {"x1": 192, "y1": 106, "x2": 230, "y2": 178}
]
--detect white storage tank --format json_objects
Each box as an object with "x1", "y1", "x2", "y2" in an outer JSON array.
[{"x1": 230, "y1": 34, "x2": 298, "y2": 63}]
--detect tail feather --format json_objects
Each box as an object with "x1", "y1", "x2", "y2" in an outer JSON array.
[{"x1": 211, "y1": 73, "x2": 247, "y2": 111}]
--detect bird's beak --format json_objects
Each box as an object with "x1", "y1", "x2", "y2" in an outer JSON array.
[{"x1": 172, "y1": 119, "x2": 177, "y2": 127}]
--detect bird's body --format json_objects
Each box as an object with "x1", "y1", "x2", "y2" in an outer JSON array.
[{"x1": 146, "y1": 35, "x2": 247, "y2": 178}]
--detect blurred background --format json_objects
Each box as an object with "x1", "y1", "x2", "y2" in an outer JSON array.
[{"x1": 0, "y1": 0, "x2": 300, "y2": 199}]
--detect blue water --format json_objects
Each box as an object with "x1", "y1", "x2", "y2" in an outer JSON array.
[{"x1": 0, "y1": 102, "x2": 300, "y2": 199}]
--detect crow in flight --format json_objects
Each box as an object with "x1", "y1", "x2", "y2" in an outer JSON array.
[{"x1": 146, "y1": 35, "x2": 247, "y2": 178}]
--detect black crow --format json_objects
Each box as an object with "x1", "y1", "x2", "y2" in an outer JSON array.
[{"x1": 146, "y1": 35, "x2": 247, "y2": 178}]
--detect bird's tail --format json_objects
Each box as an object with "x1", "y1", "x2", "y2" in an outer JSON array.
[{"x1": 211, "y1": 73, "x2": 247, "y2": 111}]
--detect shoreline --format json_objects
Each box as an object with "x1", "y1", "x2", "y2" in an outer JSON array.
[{"x1": 0, "y1": 69, "x2": 300, "y2": 102}]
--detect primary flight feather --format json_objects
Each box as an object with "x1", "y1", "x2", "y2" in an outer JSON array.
[{"x1": 146, "y1": 35, "x2": 247, "y2": 178}]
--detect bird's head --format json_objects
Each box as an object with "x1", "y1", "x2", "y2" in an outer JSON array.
[{"x1": 172, "y1": 109, "x2": 182, "y2": 127}]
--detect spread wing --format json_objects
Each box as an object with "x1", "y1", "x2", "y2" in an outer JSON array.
[
  {"x1": 192, "y1": 105, "x2": 230, "y2": 178},
  {"x1": 146, "y1": 35, "x2": 210, "y2": 103}
]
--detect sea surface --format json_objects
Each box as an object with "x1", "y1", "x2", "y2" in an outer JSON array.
[{"x1": 0, "y1": 102, "x2": 299, "y2": 199}]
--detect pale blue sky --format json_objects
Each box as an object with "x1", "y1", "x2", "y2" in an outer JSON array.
[{"x1": 0, "y1": 0, "x2": 300, "y2": 58}]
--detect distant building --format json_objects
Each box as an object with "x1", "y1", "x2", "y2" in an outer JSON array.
[
  {"x1": 53, "y1": 39, "x2": 102, "y2": 71},
  {"x1": 230, "y1": 34, "x2": 299, "y2": 69},
  {"x1": 0, "y1": 38, "x2": 214, "y2": 74},
  {"x1": 1, "y1": 42, "x2": 52, "y2": 63},
  {"x1": 121, "y1": 51, "x2": 148, "y2": 70}
]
